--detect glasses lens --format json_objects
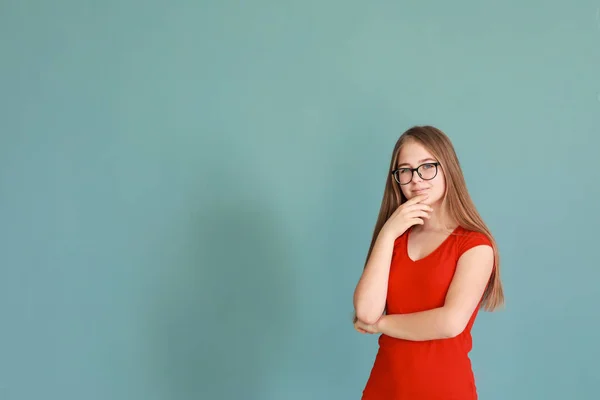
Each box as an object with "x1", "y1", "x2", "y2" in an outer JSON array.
[
  {"x1": 418, "y1": 164, "x2": 437, "y2": 180},
  {"x1": 398, "y1": 169, "x2": 413, "y2": 184}
]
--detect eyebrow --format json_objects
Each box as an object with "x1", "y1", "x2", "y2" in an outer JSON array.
[{"x1": 397, "y1": 158, "x2": 437, "y2": 168}]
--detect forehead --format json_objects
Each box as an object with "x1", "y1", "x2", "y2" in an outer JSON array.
[{"x1": 397, "y1": 141, "x2": 437, "y2": 166}]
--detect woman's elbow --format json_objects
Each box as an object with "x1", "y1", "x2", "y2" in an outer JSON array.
[
  {"x1": 443, "y1": 313, "x2": 468, "y2": 338},
  {"x1": 355, "y1": 308, "x2": 382, "y2": 325}
]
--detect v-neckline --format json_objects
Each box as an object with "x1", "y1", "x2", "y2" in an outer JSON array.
[{"x1": 405, "y1": 225, "x2": 460, "y2": 263}]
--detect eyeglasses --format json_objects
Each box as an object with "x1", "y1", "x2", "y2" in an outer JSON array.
[{"x1": 391, "y1": 162, "x2": 440, "y2": 185}]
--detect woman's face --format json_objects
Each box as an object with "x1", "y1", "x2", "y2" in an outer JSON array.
[{"x1": 395, "y1": 141, "x2": 446, "y2": 206}]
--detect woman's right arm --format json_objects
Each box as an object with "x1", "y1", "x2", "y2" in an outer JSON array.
[
  {"x1": 352, "y1": 229, "x2": 396, "y2": 325},
  {"x1": 352, "y1": 194, "x2": 432, "y2": 325}
]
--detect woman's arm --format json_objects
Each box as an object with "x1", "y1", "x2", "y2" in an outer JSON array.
[
  {"x1": 353, "y1": 194, "x2": 432, "y2": 325},
  {"x1": 356, "y1": 244, "x2": 494, "y2": 340},
  {"x1": 352, "y1": 230, "x2": 396, "y2": 324}
]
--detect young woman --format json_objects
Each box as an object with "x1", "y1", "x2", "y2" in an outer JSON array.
[{"x1": 352, "y1": 125, "x2": 504, "y2": 399}]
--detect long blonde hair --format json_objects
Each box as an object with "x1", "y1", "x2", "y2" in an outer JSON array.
[{"x1": 357, "y1": 125, "x2": 504, "y2": 318}]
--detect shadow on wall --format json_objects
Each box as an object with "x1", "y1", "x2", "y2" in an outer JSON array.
[{"x1": 149, "y1": 174, "x2": 296, "y2": 400}]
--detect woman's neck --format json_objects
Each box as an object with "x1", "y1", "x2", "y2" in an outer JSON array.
[{"x1": 415, "y1": 204, "x2": 456, "y2": 233}]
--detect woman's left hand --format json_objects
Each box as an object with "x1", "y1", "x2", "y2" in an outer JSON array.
[{"x1": 354, "y1": 318, "x2": 381, "y2": 334}]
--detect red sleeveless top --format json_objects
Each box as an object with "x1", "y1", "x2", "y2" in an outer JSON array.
[{"x1": 361, "y1": 226, "x2": 493, "y2": 400}]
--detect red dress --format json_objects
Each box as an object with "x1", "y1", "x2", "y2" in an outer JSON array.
[{"x1": 361, "y1": 226, "x2": 493, "y2": 400}]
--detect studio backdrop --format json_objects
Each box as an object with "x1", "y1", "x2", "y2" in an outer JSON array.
[{"x1": 1, "y1": 1, "x2": 598, "y2": 399}]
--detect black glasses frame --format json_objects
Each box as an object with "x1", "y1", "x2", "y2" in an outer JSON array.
[{"x1": 391, "y1": 162, "x2": 440, "y2": 185}]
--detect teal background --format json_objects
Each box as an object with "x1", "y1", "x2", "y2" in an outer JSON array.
[{"x1": 1, "y1": 1, "x2": 599, "y2": 399}]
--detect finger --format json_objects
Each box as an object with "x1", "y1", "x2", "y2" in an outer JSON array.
[
  {"x1": 410, "y1": 218, "x2": 425, "y2": 225},
  {"x1": 404, "y1": 193, "x2": 429, "y2": 205},
  {"x1": 400, "y1": 208, "x2": 432, "y2": 221},
  {"x1": 354, "y1": 325, "x2": 368, "y2": 333},
  {"x1": 404, "y1": 203, "x2": 434, "y2": 212},
  {"x1": 407, "y1": 210, "x2": 432, "y2": 219}
]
